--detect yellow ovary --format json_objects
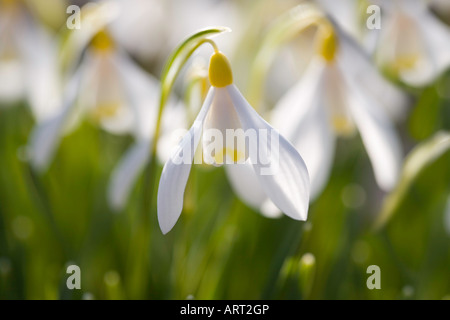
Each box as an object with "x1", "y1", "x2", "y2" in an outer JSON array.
[
  {"x1": 318, "y1": 26, "x2": 338, "y2": 63},
  {"x1": 90, "y1": 30, "x2": 115, "y2": 52},
  {"x1": 208, "y1": 52, "x2": 233, "y2": 87}
]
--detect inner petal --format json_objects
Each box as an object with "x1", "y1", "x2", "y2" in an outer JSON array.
[
  {"x1": 323, "y1": 66, "x2": 355, "y2": 137},
  {"x1": 202, "y1": 88, "x2": 247, "y2": 166},
  {"x1": 391, "y1": 14, "x2": 427, "y2": 72},
  {"x1": 81, "y1": 53, "x2": 133, "y2": 134}
]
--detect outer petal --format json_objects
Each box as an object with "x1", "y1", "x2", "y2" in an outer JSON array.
[
  {"x1": 157, "y1": 101, "x2": 188, "y2": 164},
  {"x1": 316, "y1": 0, "x2": 360, "y2": 41},
  {"x1": 413, "y1": 5, "x2": 450, "y2": 77},
  {"x1": 227, "y1": 85, "x2": 310, "y2": 221},
  {"x1": 78, "y1": 51, "x2": 133, "y2": 135},
  {"x1": 18, "y1": 23, "x2": 61, "y2": 122},
  {"x1": 336, "y1": 23, "x2": 409, "y2": 121},
  {"x1": 271, "y1": 59, "x2": 335, "y2": 200},
  {"x1": 340, "y1": 64, "x2": 403, "y2": 191},
  {"x1": 113, "y1": 49, "x2": 160, "y2": 139},
  {"x1": 157, "y1": 87, "x2": 215, "y2": 234},
  {"x1": 28, "y1": 68, "x2": 83, "y2": 172},
  {"x1": 225, "y1": 161, "x2": 282, "y2": 218},
  {"x1": 108, "y1": 139, "x2": 151, "y2": 211}
]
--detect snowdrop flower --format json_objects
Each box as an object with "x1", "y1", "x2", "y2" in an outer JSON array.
[
  {"x1": 157, "y1": 49, "x2": 310, "y2": 234},
  {"x1": 372, "y1": 0, "x2": 450, "y2": 86},
  {"x1": 29, "y1": 27, "x2": 160, "y2": 172},
  {"x1": 0, "y1": 0, "x2": 60, "y2": 121},
  {"x1": 270, "y1": 21, "x2": 406, "y2": 200},
  {"x1": 315, "y1": 0, "x2": 380, "y2": 53},
  {"x1": 109, "y1": 0, "x2": 168, "y2": 62}
]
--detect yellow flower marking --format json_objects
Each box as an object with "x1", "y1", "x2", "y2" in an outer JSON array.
[
  {"x1": 331, "y1": 115, "x2": 355, "y2": 137},
  {"x1": 91, "y1": 103, "x2": 120, "y2": 120},
  {"x1": 392, "y1": 54, "x2": 420, "y2": 71},
  {"x1": 213, "y1": 147, "x2": 246, "y2": 165}
]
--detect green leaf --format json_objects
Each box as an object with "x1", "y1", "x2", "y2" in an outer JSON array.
[
  {"x1": 409, "y1": 86, "x2": 441, "y2": 141},
  {"x1": 375, "y1": 131, "x2": 450, "y2": 229}
]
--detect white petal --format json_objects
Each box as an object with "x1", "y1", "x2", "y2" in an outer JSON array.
[
  {"x1": 60, "y1": 1, "x2": 120, "y2": 71},
  {"x1": 157, "y1": 87, "x2": 215, "y2": 234},
  {"x1": 336, "y1": 25, "x2": 409, "y2": 121},
  {"x1": 0, "y1": 59, "x2": 25, "y2": 103},
  {"x1": 271, "y1": 59, "x2": 334, "y2": 200},
  {"x1": 375, "y1": 7, "x2": 435, "y2": 87},
  {"x1": 18, "y1": 24, "x2": 61, "y2": 122},
  {"x1": 316, "y1": 0, "x2": 360, "y2": 40},
  {"x1": 225, "y1": 161, "x2": 282, "y2": 218},
  {"x1": 270, "y1": 58, "x2": 326, "y2": 133},
  {"x1": 157, "y1": 101, "x2": 188, "y2": 164},
  {"x1": 78, "y1": 51, "x2": 133, "y2": 135},
  {"x1": 414, "y1": 6, "x2": 450, "y2": 77},
  {"x1": 114, "y1": 50, "x2": 160, "y2": 139},
  {"x1": 109, "y1": 0, "x2": 166, "y2": 60},
  {"x1": 227, "y1": 85, "x2": 310, "y2": 221},
  {"x1": 28, "y1": 68, "x2": 83, "y2": 172},
  {"x1": 340, "y1": 65, "x2": 403, "y2": 191},
  {"x1": 202, "y1": 87, "x2": 246, "y2": 166},
  {"x1": 108, "y1": 139, "x2": 151, "y2": 211}
]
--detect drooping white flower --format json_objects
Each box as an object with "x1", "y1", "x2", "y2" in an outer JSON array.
[
  {"x1": 0, "y1": 0, "x2": 61, "y2": 121},
  {"x1": 157, "y1": 51, "x2": 310, "y2": 234},
  {"x1": 28, "y1": 27, "x2": 159, "y2": 172},
  {"x1": 372, "y1": 0, "x2": 450, "y2": 86},
  {"x1": 315, "y1": 0, "x2": 380, "y2": 53},
  {"x1": 267, "y1": 21, "x2": 406, "y2": 202}
]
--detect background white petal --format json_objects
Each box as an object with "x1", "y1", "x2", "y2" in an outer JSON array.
[
  {"x1": 337, "y1": 25, "x2": 409, "y2": 121},
  {"x1": 228, "y1": 85, "x2": 310, "y2": 221},
  {"x1": 225, "y1": 161, "x2": 282, "y2": 218},
  {"x1": 341, "y1": 65, "x2": 403, "y2": 191},
  {"x1": 28, "y1": 68, "x2": 83, "y2": 172},
  {"x1": 114, "y1": 50, "x2": 160, "y2": 140},
  {"x1": 157, "y1": 88, "x2": 215, "y2": 234},
  {"x1": 108, "y1": 139, "x2": 151, "y2": 211},
  {"x1": 414, "y1": 5, "x2": 450, "y2": 78},
  {"x1": 271, "y1": 59, "x2": 334, "y2": 200}
]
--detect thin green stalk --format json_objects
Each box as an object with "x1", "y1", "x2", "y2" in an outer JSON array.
[
  {"x1": 247, "y1": 4, "x2": 326, "y2": 110},
  {"x1": 24, "y1": 163, "x2": 70, "y2": 258},
  {"x1": 141, "y1": 27, "x2": 230, "y2": 218}
]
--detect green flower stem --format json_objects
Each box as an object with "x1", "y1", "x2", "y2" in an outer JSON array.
[
  {"x1": 141, "y1": 27, "x2": 230, "y2": 218},
  {"x1": 24, "y1": 163, "x2": 70, "y2": 258}
]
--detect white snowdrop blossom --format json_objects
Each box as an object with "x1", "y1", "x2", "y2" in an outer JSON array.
[
  {"x1": 268, "y1": 22, "x2": 406, "y2": 201},
  {"x1": 29, "y1": 28, "x2": 160, "y2": 172},
  {"x1": 0, "y1": 0, "x2": 60, "y2": 121},
  {"x1": 157, "y1": 50, "x2": 310, "y2": 234},
  {"x1": 372, "y1": 0, "x2": 450, "y2": 86}
]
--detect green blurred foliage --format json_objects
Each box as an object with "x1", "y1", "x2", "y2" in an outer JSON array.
[{"x1": 1, "y1": 92, "x2": 448, "y2": 300}]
